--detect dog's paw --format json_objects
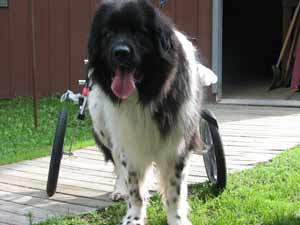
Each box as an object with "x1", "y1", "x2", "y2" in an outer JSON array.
[
  {"x1": 167, "y1": 215, "x2": 192, "y2": 225},
  {"x1": 110, "y1": 190, "x2": 127, "y2": 202},
  {"x1": 111, "y1": 175, "x2": 128, "y2": 201},
  {"x1": 119, "y1": 206, "x2": 146, "y2": 225},
  {"x1": 119, "y1": 214, "x2": 144, "y2": 225}
]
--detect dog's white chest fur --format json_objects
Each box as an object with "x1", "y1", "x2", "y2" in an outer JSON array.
[
  {"x1": 88, "y1": 31, "x2": 204, "y2": 167},
  {"x1": 88, "y1": 88, "x2": 181, "y2": 166}
]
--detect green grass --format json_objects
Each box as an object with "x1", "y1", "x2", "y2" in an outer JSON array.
[
  {"x1": 0, "y1": 97, "x2": 94, "y2": 165},
  {"x1": 37, "y1": 147, "x2": 300, "y2": 225}
]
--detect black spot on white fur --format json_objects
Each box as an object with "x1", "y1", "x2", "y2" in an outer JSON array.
[
  {"x1": 129, "y1": 171, "x2": 137, "y2": 177},
  {"x1": 176, "y1": 185, "x2": 181, "y2": 195},
  {"x1": 170, "y1": 178, "x2": 176, "y2": 186},
  {"x1": 122, "y1": 161, "x2": 127, "y2": 167},
  {"x1": 173, "y1": 197, "x2": 177, "y2": 204},
  {"x1": 100, "y1": 131, "x2": 105, "y2": 136},
  {"x1": 176, "y1": 153, "x2": 188, "y2": 172},
  {"x1": 92, "y1": 128, "x2": 114, "y2": 163}
]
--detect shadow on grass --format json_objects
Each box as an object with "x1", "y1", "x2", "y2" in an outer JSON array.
[
  {"x1": 188, "y1": 181, "x2": 225, "y2": 203},
  {"x1": 268, "y1": 215, "x2": 300, "y2": 225}
]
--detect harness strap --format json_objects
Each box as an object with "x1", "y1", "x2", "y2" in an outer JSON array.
[{"x1": 201, "y1": 110, "x2": 219, "y2": 128}]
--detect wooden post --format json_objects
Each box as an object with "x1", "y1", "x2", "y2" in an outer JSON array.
[{"x1": 29, "y1": 0, "x2": 38, "y2": 128}]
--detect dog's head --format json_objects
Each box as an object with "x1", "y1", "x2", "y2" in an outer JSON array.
[{"x1": 88, "y1": 0, "x2": 177, "y2": 103}]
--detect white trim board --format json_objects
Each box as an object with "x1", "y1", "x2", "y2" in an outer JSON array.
[
  {"x1": 212, "y1": 0, "x2": 223, "y2": 98},
  {"x1": 219, "y1": 99, "x2": 300, "y2": 108}
]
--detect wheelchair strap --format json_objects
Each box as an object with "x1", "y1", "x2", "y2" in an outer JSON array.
[{"x1": 201, "y1": 110, "x2": 219, "y2": 128}]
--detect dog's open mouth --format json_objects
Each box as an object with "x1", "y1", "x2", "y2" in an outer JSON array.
[{"x1": 111, "y1": 67, "x2": 137, "y2": 100}]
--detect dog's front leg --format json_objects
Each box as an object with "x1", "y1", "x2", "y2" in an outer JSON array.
[
  {"x1": 120, "y1": 160, "x2": 149, "y2": 225},
  {"x1": 158, "y1": 154, "x2": 192, "y2": 225},
  {"x1": 111, "y1": 149, "x2": 128, "y2": 201}
]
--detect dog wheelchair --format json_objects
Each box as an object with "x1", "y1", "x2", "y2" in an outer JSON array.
[{"x1": 46, "y1": 60, "x2": 227, "y2": 197}]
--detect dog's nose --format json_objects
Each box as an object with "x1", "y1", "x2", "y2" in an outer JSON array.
[{"x1": 113, "y1": 45, "x2": 131, "y2": 61}]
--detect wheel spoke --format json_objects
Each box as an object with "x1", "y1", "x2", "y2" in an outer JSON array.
[
  {"x1": 200, "y1": 109, "x2": 227, "y2": 189},
  {"x1": 201, "y1": 119, "x2": 218, "y2": 182},
  {"x1": 203, "y1": 144, "x2": 213, "y2": 152}
]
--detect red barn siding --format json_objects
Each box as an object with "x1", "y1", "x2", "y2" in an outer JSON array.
[
  {"x1": 197, "y1": 0, "x2": 213, "y2": 66},
  {"x1": 0, "y1": 0, "x2": 212, "y2": 98},
  {"x1": 70, "y1": 0, "x2": 92, "y2": 91},
  {"x1": 0, "y1": 9, "x2": 10, "y2": 97},
  {"x1": 35, "y1": 0, "x2": 50, "y2": 96},
  {"x1": 9, "y1": 0, "x2": 32, "y2": 97},
  {"x1": 49, "y1": 0, "x2": 70, "y2": 94},
  {"x1": 154, "y1": 0, "x2": 212, "y2": 66}
]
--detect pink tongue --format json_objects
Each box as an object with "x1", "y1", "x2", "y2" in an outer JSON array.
[{"x1": 111, "y1": 68, "x2": 136, "y2": 100}]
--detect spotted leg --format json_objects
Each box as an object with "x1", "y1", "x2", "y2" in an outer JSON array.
[
  {"x1": 119, "y1": 160, "x2": 150, "y2": 225},
  {"x1": 91, "y1": 128, "x2": 126, "y2": 201},
  {"x1": 111, "y1": 149, "x2": 128, "y2": 201},
  {"x1": 157, "y1": 154, "x2": 192, "y2": 225}
]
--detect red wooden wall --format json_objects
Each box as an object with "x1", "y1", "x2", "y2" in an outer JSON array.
[
  {"x1": 158, "y1": 0, "x2": 212, "y2": 66},
  {"x1": 0, "y1": 0, "x2": 212, "y2": 98}
]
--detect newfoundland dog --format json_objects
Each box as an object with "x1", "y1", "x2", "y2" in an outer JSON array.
[{"x1": 88, "y1": 0, "x2": 205, "y2": 224}]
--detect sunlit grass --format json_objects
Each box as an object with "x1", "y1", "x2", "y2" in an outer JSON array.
[
  {"x1": 0, "y1": 97, "x2": 94, "y2": 165},
  {"x1": 38, "y1": 147, "x2": 300, "y2": 225}
]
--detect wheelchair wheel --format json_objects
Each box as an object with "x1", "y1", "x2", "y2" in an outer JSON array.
[
  {"x1": 47, "y1": 109, "x2": 68, "y2": 197},
  {"x1": 200, "y1": 109, "x2": 226, "y2": 189}
]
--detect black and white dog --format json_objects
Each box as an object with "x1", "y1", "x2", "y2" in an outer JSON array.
[{"x1": 87, "y1": 1, "x2": 213, "y2": 224}]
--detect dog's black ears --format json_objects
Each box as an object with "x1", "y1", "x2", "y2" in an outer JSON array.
[
  {"x1": 88, "y1": 36, "x2": 97, "y2": 66},
  {"x1": 157, "y1": 26, "x2": 172, "y2": 53},
  {"x1": 88, "y1": 16, "x2": 102, "y2": 67},
  {"x1": 154, "y1": 14, "x2": 174, "y2": 58},
  {"x1": 140, "y1": 0, "x2": 173, "y2": 57}
]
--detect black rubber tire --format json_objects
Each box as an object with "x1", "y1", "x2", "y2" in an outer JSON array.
[
  {"x1": 47, "y1": 109, "x2": 68, "y2": 197},
  {"x1": 200, "y1": 109, "x2": 227, "y2": 189}
]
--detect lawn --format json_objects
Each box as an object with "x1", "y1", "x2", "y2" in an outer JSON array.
[
  {"x1": 38, "y1": 147, "x2": 300, "y2": 225},
  {"x1": 0, "y1": 97, "x2": 94, "y2": 165}
]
